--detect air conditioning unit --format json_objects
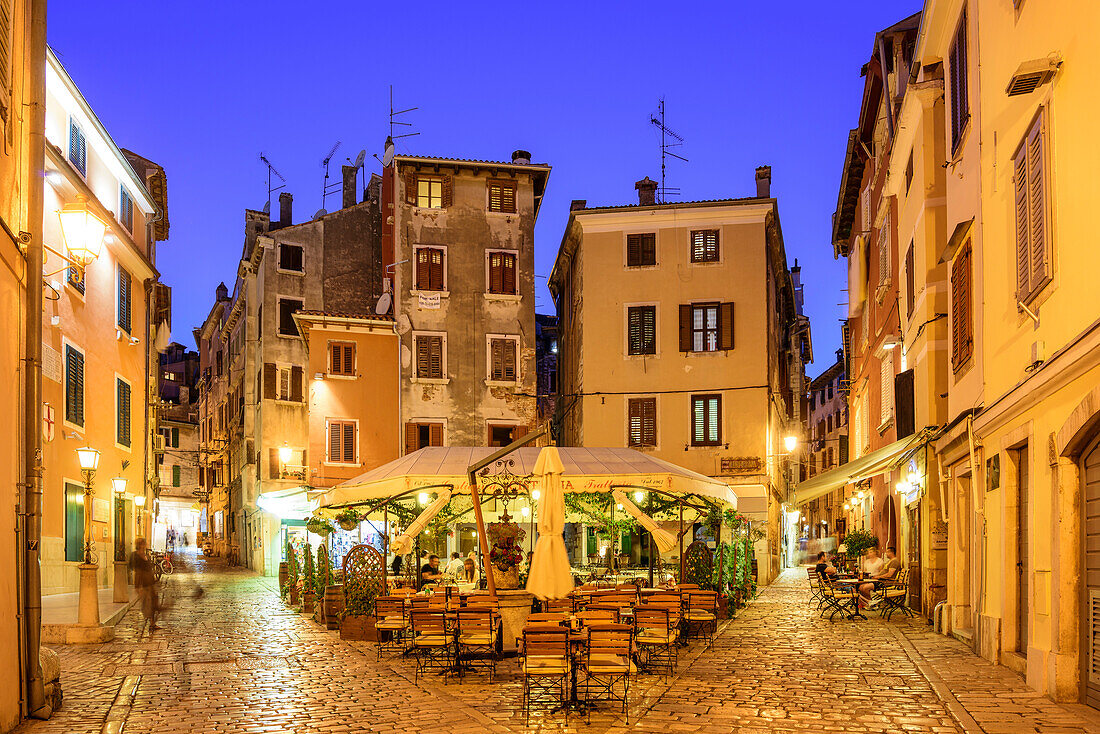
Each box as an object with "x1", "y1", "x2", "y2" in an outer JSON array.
[
  {"x1": 1006, "y1": 57, "x2": 1061, "y2": 97},
  {"x1": 153, "y1": 434, "x2": 166, "y2": 453}
]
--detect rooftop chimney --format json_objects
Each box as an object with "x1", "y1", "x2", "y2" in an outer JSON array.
[
  {"x1": 342, "y1": 165, "x2": 358, "y2": 209},
  {"x1": 570, "y1": 199, "x2": 587, "y2": 211},
  {"x1": 278, "y1": 192, "x2": 293, "y2": 227},
  {"x1": 755, "y1": 166, "x2": 772, "y2": 198},
  {"x1": 215, "y1": 282, "x2": 228, "y2": 301},
  {"x1": 512, "y1": 149, "x2": 531, "y2": 165},
  {"x1": 635, "y1": 177, "x2": 658, "y2": 206}
]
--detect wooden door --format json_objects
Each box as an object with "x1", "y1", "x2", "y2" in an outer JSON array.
[
  {"x1": 1017, "y1": 448, "x2": 1029, "y2": 656},
  {"x1": 64, "y1": 482, "x2": 84, "y2": 562},
  {"x1": 908, "y1": 505, "x2": 921, "y2": 612},
  {"x1": 1082, "y1": 438, "x2": 1100, "y2": 709}
]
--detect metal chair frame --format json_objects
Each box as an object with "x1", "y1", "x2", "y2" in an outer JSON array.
[
  {"x1": 682, "y1": 591, "x2": 719, "y2": 644},
  {"x1": 633, "y1": 605, "x2": 676, "y2": 678},
  {"x1": 521, "y1": 624, "x2": 571, "y2": 725},
  {"x1": 409, "y1": 609, "x2": 454, "y2": 684},
  {"x1": 455, "y1": 608, "x2": 499, "y2": 681},
  {"x1": 373, "y1": 596, "x2": 409, "y2": 659},
  {"x1": 582, "y1": 623, "x2": 634, "y2": 723}
]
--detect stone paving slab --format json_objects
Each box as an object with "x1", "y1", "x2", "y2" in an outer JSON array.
[{"x1": 14, "y1": 555, "x2": 1100, "y2": 733}]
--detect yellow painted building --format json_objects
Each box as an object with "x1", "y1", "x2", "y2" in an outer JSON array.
[{"x1": 549, "y1": 172, "x2": 811, "y2": 585}]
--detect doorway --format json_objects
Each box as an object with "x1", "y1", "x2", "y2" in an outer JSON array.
[
  {"x1": 1016, "y1": 447, "x2": 1029, "y2": 656},
  {"x1": 907, "y1": 505, "x2": 922, "y2": 613},
  {"x1": 1081, "y1": 437, "x2": 1100, "y2": 709}
]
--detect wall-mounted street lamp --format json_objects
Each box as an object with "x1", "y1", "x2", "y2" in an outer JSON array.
[{"x1": 45, "y1": 195, "x2": 108, "y2": 279}]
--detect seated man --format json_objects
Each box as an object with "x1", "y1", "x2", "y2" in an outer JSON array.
[
  {"x1": 419, "y1": 554, "x2": 443, "y2": 590},
  {"x1": 813, "y1": 551, "x2": 837, "y2": 581},
  {"x1": 860, "y1": 547, "x2": 901, "y2": 607}
]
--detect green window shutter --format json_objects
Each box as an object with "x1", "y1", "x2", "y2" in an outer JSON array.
[
  {"x1": 68, "y1": 120, "x2": 87, "y2": 176},
  {"x1": 64, "y1": 482, "x2": 85, "y2": 562},
  {"x1": 117, "y1": 379, "x2": 131, "y2": 447},
  {"x1": 171, "y1": 427, "x2": 179, "y2": 447},
  {"x1": 172, "y1": 465, "x2": 181, "y2": 486},
  {"x1": 117, "y1": 266, "x2": 132, "y2": 334},
  {"x1": 65, "y1": 345, "x2": 85, "y2": 427}
]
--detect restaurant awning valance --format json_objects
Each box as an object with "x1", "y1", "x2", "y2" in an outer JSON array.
[
  {"x1": 317, "y1": 446, "x2": 739, "y2": 508},
  {"x1": 792, "y1": 430, "x2": 931, "y2": 506}
]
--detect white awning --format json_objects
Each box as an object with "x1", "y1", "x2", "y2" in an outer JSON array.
[
  {"x1": 317, "y1": 446, "x2": 739, "y2": 508},
  {"x1": 793, "y1": 431, "x2": 930, "y2": 506}
]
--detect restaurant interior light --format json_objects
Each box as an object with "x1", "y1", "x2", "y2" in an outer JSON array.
[
  {"x1": 633, "y1": 490, "x2": 644, "y2": 503},
  {"x1": 76, "y1": 446, "x2": 100, "y2": 471},
  {"x1": 857, "y1": 491, "x2": 865, "y2": 500},
  {"x1": 58, "y1": 196, "x2": 107, "y2": 267},
  {"x1": 520, "y1": 506, "x2": 530, "y2": 518},
  {"x1": 532, "y1": 489, "x2": 541, "y2": 501},
  {"x1": 895, "y1": 481, "x2": 908, "y2": 494},
  {"x1": 616, "y1": 503, "x2": 623, "y2": 510},
  {"x1": 908, "y1": 471, "x2": 920, "y2": 485},
  {"x1": 418, "y1": 492, "x2": 429, "y2": 505},
  {"x1": 278, "y1": 444, "x2": 293, "y2": 463},
  {"x1": 783, "y1": 435, "x2": 799, "y2": 453}
]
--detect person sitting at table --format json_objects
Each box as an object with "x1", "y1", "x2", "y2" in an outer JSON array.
[
  {"x1": 461, "y1": 557, "x2": 480, "y2": 585},
  {"x1": 813, "y1": 551, "x2": 837, "y2": 581},
  {"x1": 858, "y1": 546, "x2": 896, "y2": 605},
  {"x1": 444, "y1": 551, "x2": 465, "y2": 577},
  {"x1": 420, "y1": 554, "x2": 443, "y2": 589}
]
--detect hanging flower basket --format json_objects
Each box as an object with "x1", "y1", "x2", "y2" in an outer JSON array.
[
  {"x1": 335, "y1": 508, "x2": 363, "y2": 531},
  {"x1": 306, "y1": 518, "x2": 334, "y2": 536}
]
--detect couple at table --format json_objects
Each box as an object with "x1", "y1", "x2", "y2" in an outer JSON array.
[{"x1": 858, "y1": 546, "x2": 901, "y2": 609}]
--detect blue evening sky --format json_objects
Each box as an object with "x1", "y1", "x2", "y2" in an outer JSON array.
[{"x1": 48, "y1": 0, "x2": 918, "y2": 377}]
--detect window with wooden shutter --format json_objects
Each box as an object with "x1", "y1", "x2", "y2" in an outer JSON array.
[
  {"x1": 329, "y1": 341, "x2": 355, "y2": 376},
  {"x1": 690, "y1": 230, "x2": 719, "y2": 263},
  {"x1": 277, "y1": 367, "x2": 291, "y2": 400},
  {"x1": 263, "y1": 363, "x2": 277, "y2": 399},
  {"x1": 269, "y1": 448, "x2": 281, "y2": 479},
  {"x1": 416, "y1": 247, "x2": 445, "y2": 291},
  {"x1": 627, "y1": 306, "x2": 656, "y2": 355},
  {"x1": 66, "y1": 265, "x2": 85, "y2": 295},
  {"x1": 429, "y1": 422, "x2": 443, "y2": 446},
  {"x1": 877, "y1": 212, "x2": 890, "y2": 285},
  {"x1": 117, "y1": 265, "x2": 132, "y2": 334},
  {"x1": 905, "y1": 242, "x2": 915, "y2": 319},
  {"x1": 416, "y1": 335, "x2": 444, "y2": 379},
  {"x1": 171, "y1": 427, "x2": 179, "y2": 447},
  {"x1": 68, "y1": 119, "x2": 87, "y2": 176},
  {"x1": 278, "y1": 298, "x2": 303, "y2": 336},
  {"x1": 678, "y1": 304, "x2": 692, "y2": 352},
  {"x1": 718, "y1": 302, "x2": 735, "y2": 350},
  {"x1": 949, "y1": 10, "x2": 969, "y2": 153},
  {"x1": 490, "y1": 338, "x2": 517, "y2": 382},
  {"x1": 488, "y1": 251, "x2": 517, "y2": 294},
  {"x1": 279, "y1": 243, "x2": 304, "y2": 272},
  {"x1": 119, "y1": 187, "x2": 134, "y2": 233},
  {"x1": 1014, "y1": 114, "x2": 1049, "y2": 303},
  {"x1": 116, "y1": 378, "x2": 131, "y2": 448},
  {"x1": 628, "y1": 397, "x2": 657, "y2": 447},
  {"x1": 488, "y1": 181, "x2": 516, "y2": 213},
  {"x1": 290, "y1": 366, "x2": 303, "y2": 401},
  {"x1": 328, "y1": 420, "x2": 356, "y2": 463},
  {"x1": 416, "y1": 175, "x2": 444, "y2": 208},
  {"x1": 172, "y1": 465, "x2": 181, "y2": 487},
  {"x1": 880, "y1": 358, "x2": 893, "y2": 426},
  {"x1": 0, "y1": 0, "x2": 11, "y2": 119},
  {"x1": 64, "y1": 345, "x2": 85, "y2": 427},
  {"x1": 951, "y1": 241, "x2": 973, "y2": 371},
  {"x1": 686, "y1": 303, "x2": 719, "y2": 352},
  {"x1": 405, "y1": 422, "x2": 419, "y2": 455},
  {"x1": 626, "y1": 233, "x2": 656, "y2": 267},
  {"x1": 690, "y1": 394, "x2": 721, "y2": 446}
]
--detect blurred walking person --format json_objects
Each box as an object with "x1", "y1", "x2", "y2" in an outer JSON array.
[{"x1": 130, "y1": 538, "x2": 161, "y2": 632}]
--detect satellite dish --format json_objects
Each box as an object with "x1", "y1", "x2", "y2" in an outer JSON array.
[
  {"x1": 375, "y1": 292, "x2": 392, "y2": 315},
  {"x1": 262, "y1": 201, "x2": 270, "y2": 214},
  {"x1": 313, "y1": 208, "x2": 327, "y2": 220},
  {"x1": 382, "y1": 137, "x2": 395, "y2": 167},
  {"x1": 354, "y1": 149, "x2": 366, "y2": 168}
]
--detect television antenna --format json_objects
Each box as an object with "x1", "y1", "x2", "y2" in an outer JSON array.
[
  {"x1": 374, "y1": 85, "x2": 419, "y2": 166},
  {"x1": 320, "y1": 140, "x2": 343, "y2": 210},
  {"x1": 259, "y1": 153, "x2": 286, "y2": 213},
  {"x1": 649, "y1": 97, "x2": 687, "y2": 203}
]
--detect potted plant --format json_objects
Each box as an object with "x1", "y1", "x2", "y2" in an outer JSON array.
[
  {"x1": 301, "y1": 542, "x2": 316, "y2": 613},
  {"x1": 286, "y1": 541, "x2": 300, "y2": 606},
  {"x1": 487, "y1": 520, "x2": 526, "y2": 590},
  {"x1": 335, "y1": 507, "x2": 363, "y2": 532},
  {"x1": 314, "y1": 545, "x2": 330, "y2": 624},
  {"x1": 306, "y1": 516, "x2": 335, "y2": 537},
  {"x1": 841, "y1": 528, "x2": 878, "y2": 570}
]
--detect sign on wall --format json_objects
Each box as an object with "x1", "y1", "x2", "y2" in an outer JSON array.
[
  {"x1": 42, "y1": 343, "x2": 62, "y2": 383},
  {"x1": 418, "y1": 292, "x2": 440, "y2": 310},
  {"x1": 720, "y1": 456, "x2": 763, "y2": 474}
]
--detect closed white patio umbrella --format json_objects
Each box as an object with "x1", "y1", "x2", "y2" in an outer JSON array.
[
  {"x1": 390, "y1": 489, "x2": 452, "y2": 556},
  {"x1": 611, "y1": 490, "x2": 677, "y2": 553},
  {"x1": 525, "y1": 446, "x2": 573, "y2": 600}
]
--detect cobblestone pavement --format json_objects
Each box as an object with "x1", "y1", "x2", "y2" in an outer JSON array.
[{"x1": 16, "y1": 555, "x2": 1100, "y2": 734}]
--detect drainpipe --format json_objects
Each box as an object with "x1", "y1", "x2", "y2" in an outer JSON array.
[
  {"x1": 936, "y1": 452, "x2": 949, "y2": 523},
  {"x1": 966, "y1": 414, "x2": 986, "y2": 655},
  {"x1": 22, "y1": 0, "x2": 49, "y2": 718}
]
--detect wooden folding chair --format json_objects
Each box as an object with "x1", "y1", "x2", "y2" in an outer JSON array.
[
  {"x1": 456, "y1": 608, "x2": 498, "y2": 681},
  {"x1": 521, "y1": 624, "x2": 571, "y2": 725},
  {"x1": 582, "y1": 623, "x2": 634, "y2": 722},
  {"x1": 682, "y1": 590, "x2": 718, "y2": 644},
  {"x1": 409, "y1": 609, "x2": 453, "y2": 684},
  {"x1": 633, "y1": 605, "x2": 676, "y2": 678},
  {"x1": 372, "y1": 596, "x2": 409, "y2": 659}
]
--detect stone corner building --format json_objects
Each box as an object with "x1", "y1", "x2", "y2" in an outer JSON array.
[{"x1": 549, "y1": 169, "x2": 810, "y2": 585}]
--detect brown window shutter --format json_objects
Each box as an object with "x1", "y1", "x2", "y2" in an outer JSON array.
[
  {"x1": 718, "y1": 302, "x2": 735, "y2": 350},
  {"x1": 503, "y1": 184, "x2": 515, "y2": 213},
  {"x1": 198, "y1": 466, "x2": 205, "y2": 486},
  {"x1": 905, "y1": 244, "x2": 915, "y2": 319},
  {"x1": 405, "y1": 422, "x2": 419, "y2": 455},
  {"x1": 504, "y1": 340, "x2": 516, "y2": 381},
  {"x1": 678, "y1": 304, "x2": 692, "y2": 352},
  {"x1": 263, "y1": 363, "x2": 276, "y2": 400},
  {"x1": 416, "y1": 337, "x2": 428, "y2": 377},
  {"x1": 328, "y1": 421, "x2": 340, "y2": 462},
  {"x1": 405, "y1": 171, "x2": 418, "y2": 204},
  {"x1": 430, "y1": 250, "x2": 443, "y2": 290},
  {"x1": 642, "y1": 398, "x2": 656, "y2": 445},
  {"x1": 343, "y1": 423, "x2": 355, "y2": 463},
  {"x1": 1014, "y1": 146, "x2": 1030, "y2": 298},
  {"x1": 269, "y1": 448, "x2": 280, "y2": 479},
  {"x1": 430, "y1": 337, "x2": 442, "y2": 378},
  {"x1": 429, "y1": 423, "x2": 443, "y2": 446},
  {"x1": 441, "y1": 174, "x2": 453, "y2": 207},
  {"x1": 1026, "y1": 120, "x2": 1047, "y2": 292},
  {"x1": 626, "y1": 235, "x2": 641, "y2": 266},
  {"x1": 290, "y1": 366, "x2": 303, "y2": 401},
  {"x1": 416, "y1": 249, "x2": 430, "y2": 289},
  {"x1": 246, "y1": 440, "x2": 254, "y2": 465},
  {"x1": 502, "y1": 253, "x2": 516, "y2": 294},
  {"x1": 344, "y1": 344, "x2": 355, "y2": 374},
  {"x1": 489, "y1": 253, "x2": 502, "y2": 293},
  {"x1": 513, "y1": 424, "x2": 528, "y2": 440},
  {"x1": 330, "y1": 343, "x2": 341, "y2": 374}
]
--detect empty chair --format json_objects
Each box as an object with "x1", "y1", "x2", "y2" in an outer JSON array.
[
  {"x1": 578, "y1": 604, "x2": 620, "y2": 625},
  {"x1": 633, "y1": 605, "x2": 676, "y2": 678},
  {"x1": 582, "y1": 623, "x2": 634, "y2": 721},
  {"x1": 682, "y1": 590, "x2": 719, "y2": 643},
  {"x1": 409, "y1": 609, "x2": 453, "y2": 684},
  {"x1": 373, "y1": 596, "x2": 409, "y2": 659},
  {"x1": 543, "y1": 597, "x2": 574, "y2": 615},
  {"x1": 521, "y1": 624, "x2": 571, "y2": 724},
  {"x1": 456, "y1": 608, "x2": 498, "y2": 681},
  {"x1": 527, "y1": 612, "x2": 571, "y2": 625},
  {"x1": 880, "y1": 569, "x2": 914, "y2": 620}
]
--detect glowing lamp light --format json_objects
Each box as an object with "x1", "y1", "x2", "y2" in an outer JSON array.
[
  {"x1": 111, "y1": 477, "x2": 127, "y2": 495},
  {"x1": 895, "y1": 481, "x2": 908, "y2": 494},
  {"x1": 278, "y1": 444, "x2": 293, "y2": 463},
  {"x1": 908, "y1": 471, "x2": 920, "y2": 485},
  {"x1": 616, "y1": 503, "x2": 623, "y2": 511},
  {"x1": 76, "y1": 446, "x2": 100, "y2": 471},
  {"x1": 857, "y1": 491, "x2": 865, "y2": 500},
  {"x1": 58, "y1": 196, "x2": 107, "y2": 267},
  {"x1": 520, "y1": 506, "x2": 530, "y2": 518},
  {"x1": 471, "y1": 531, "x2": 477, "y2": 539},
  {"x1": 531, "y1": 489, "x2": 541, "y2": 501},
  {"x1": 783, "y1": 435, "x2": 799, "y2": 453},
  {"x1": 134, "y1": 495, "x2": 146, "y2": 508},
  {"x1": 418, "y1": 492, "x2": 429, "y2": 505},
  {"x1": 633, "y1": 490, "x2": 644, "y2": 503}
]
